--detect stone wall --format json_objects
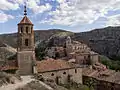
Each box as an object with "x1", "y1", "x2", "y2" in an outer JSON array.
[
  {"x1": 47, "y1": 47, "x2": 66, "y2": 58},
  {"x1": 38, "y1": 68, "x2": 82, "y2": 84},
  {"x1": 17, "y1": 51, "x2": 35, "y2": 75},
  {"x1": 83, "y1": 76, "x2": 120, "y2": 90},
  {"x1": 90, "y1": 54, "x2": 99, "y2": 65}
]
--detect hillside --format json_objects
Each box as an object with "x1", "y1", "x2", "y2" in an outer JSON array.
[
  {"x1": 0, "y1": 43, "x2": 16, "y2": 62},
  {"x1": 1, "y1": 27, "x2": 120, "y2": 60},
  {"x1": 0, "y1": 29, "x2": 73, "y2": 48},
  {"x1": 73, "y1": 26, "x2": 120, "y2": 59}
]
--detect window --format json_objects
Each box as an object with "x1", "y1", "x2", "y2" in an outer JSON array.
[
  {"x1": 75, "y1": 69, "x2": 77, "y2": 73},
  {"x1": 26, "y1": 27, "x2": 28, "y2": 33},
  {"x1": 21, "y1": 27, "x2": 23, "y2": 33},
  {"x1": 25, "y1": 39, "x2": 29, "y2": 46},
  {"x1": 51, "y1": 73, "x2": 54, "y2": 76},
  {"x1": 31, "y1": 27, "x2": 32, "y2": 30},
  {"x1": 63, "y1": 72, "x2": 66, "y2": 75},
  {"x1": 68, "y1": 74, "x2": 71, "y2": 82},
  {"x1": 84, "y1": 56, "x2": 87, "y2": 59},
  {"x1": 88, "y1": 55, "x2": 90, "y2": 58}
]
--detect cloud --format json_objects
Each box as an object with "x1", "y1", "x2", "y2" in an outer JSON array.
[
  {"x1": 13, "y1": 0, "x2": 25, "y2": 5},
  {"x1": 0, "y1": 0, "x2": 52, "y2": 14},
  {"x1": 0, "y1": 0, "x2": 19, "y2": 10},
  {"x1": 0, "y1": 11, "x2": 14, "y2": 23},
  {"x1": 0, "y1": 0, "x2": 52, "y2": 23},
  {"x1": 106, "y1": 14, "x2": 120, "y2": 26},
  {"x1": 26, "y1": 0, "x2": 52, "y2": 14},
  {"x1": 41, "y1": 0, "x2": 120, "y2": 26}
]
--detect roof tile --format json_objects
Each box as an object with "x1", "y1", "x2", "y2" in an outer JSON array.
[
  {"x1": 37, "y1": 59, "x2": 75, "y2": 73},
  {"x1": 18, "y1": 16, "x2": 33, "y2": 25}
]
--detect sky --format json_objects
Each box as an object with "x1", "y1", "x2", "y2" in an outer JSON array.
[{"x1": 1, "y1": 0, "x2": 120, "y2": 34}]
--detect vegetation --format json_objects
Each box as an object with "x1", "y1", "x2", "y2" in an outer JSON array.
[
  {"x1": 35, "y1": 40, "x2": 47, "y2": 60},
  {"x1": 60, "y1": 81, "x2": 90, "y2": 90},
  {"x1": 100, "y1": 55, "x2": 120, "y2": 71},
  {"x1": 7, "y1": 54, "x2": 17, "y2": 60},
  {"x1": 4, "y1": 69, "x2": 17, "y2": 74},
  {"x1": 84, "y1": 77, "x2": 97, "y2": 90}
]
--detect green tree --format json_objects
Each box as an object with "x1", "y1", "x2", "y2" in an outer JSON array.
[
  {"x1": 35, "y1": 40, "x2": 47, "y2": 60},
  {"x1": 84, "y1": 78, "x2": 97, "y2": 90}
]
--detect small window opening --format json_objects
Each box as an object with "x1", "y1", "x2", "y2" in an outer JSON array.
[
  {"x1": 31, "y1": 27, "x2": 33, "y2": 33},
  {"x1": 26, "y1": 27, "x2": 28, "y2": 33},
  {"x1": 63, "y1": 72, "x2": 66, "y2": 75},
  {"x1": 21, "y1": 27, "x2": 23, "y2": 33},
  {"x1": 51, "y1": 73, "x2": 54, "y2": 76},
  {"x1": 75, "y1": 69, "x2": 77, "y2": 73},
  {"x1": 25, "y1": 39, "x2": 29, "y2": 46}
]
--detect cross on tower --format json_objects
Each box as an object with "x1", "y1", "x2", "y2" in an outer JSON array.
[{"x1": 24, "y1": 6, "x2": 27, "y2": 16}]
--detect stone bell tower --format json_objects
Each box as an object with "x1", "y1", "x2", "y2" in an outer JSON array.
[{"x1": 17, "y1": 6, "x2": 36, "y2": 75}]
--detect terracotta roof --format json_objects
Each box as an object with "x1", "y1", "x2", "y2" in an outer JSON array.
[
  {"x1": 83, "y1": 67, "x2": 120, "y2": 84},
  {"x1": 18, "y1": 16, "x2": 33, "y2": 25},
  {"x1": 37, "y1": 58, "x2": 75, "y2": 73}
]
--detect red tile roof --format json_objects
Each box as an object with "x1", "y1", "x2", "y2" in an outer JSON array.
[
  {"x1": 83, "y1": 67, "x2": 120, "y2": 84},
  {"x1": 18, "y1": 16, "x2": 33, "y2": 25},
  {"x1": 37, "y1": 58, "x2": 75, "y2": 73}
]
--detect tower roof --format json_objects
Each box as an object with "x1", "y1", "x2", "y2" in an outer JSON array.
[
  {"x1": 18, "y1": 6, "x2": 33, "y2": 25},
  {"x1": 18, "y1": 16, "x2": 33, "y2": 25}
]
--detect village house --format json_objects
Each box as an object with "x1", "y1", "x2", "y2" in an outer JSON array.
[
  {"x1": 36, "y1": 58, "x2": 82, "y2": 84},
  {"x1": 83, "y1": 66, "x2": 120, "y2": 90},
  {"x1": 46, "y1": 34, "x2": 99, "y2": 65}
]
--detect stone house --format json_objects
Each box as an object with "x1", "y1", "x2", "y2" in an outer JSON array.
[
  {"x1": 68, "y1": 51, "x2": 99, "y2": 65},
  {"x1": 47, "y1": 35, "x2": 99, "y2": 65},
  {"x1": 47, "y1": 47, "x2": 66, "y2": 58},
  {"x1": 83, "y1": 67, "x2": 120, "y2": 90},
  {"x1": 36, "y1": 58, "x2": 82, "y2": 84}
]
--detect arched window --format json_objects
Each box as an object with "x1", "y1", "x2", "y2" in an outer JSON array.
[
  {"x1": 26, "y1": 27, "x2": 28, "y2": 33},
  {"x1": 21, "y1": 27, "x2": 23, "y2": 33},
  {"x1": 25, "y1": 39, "x2": 29, "y2": 46}
]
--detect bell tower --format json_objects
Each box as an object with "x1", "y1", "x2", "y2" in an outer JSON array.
[{"x1": 17, "y1": 6, "x2": 36, "y2": 75}]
